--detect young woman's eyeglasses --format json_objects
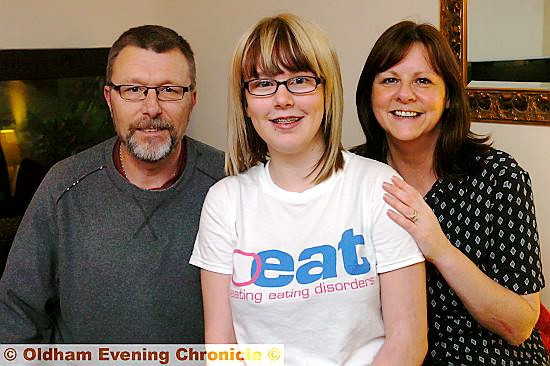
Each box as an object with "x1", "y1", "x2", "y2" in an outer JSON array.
[
  {"x1": 107, "y1": 83, "x2": 193, "y2": 101},
  {"x1": 243, "y1": 76, "x2": 322, "y2": 96}
]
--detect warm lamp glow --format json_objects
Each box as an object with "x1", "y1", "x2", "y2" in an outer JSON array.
[
  {"x1": 0, "y1": 129, "x2": 22, "y2": 195},
  {"x1": 7, "y1": 80, "x2": 27, "y2": 126},
  {"x1": 0, "y1": 129, "x2": 21, "y2": 164}
]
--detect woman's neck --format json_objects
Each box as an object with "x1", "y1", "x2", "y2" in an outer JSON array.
[
  {"x1": 267, "y1": 141, "x2": 326, "y2": 193},
  {"x1": 386, "y1": 141, "x2": 437, "y2": 196}
]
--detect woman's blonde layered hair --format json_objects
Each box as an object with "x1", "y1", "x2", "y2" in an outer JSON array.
[{"x1": 226, "y1": 13, "x2": 344, "y2": 183}]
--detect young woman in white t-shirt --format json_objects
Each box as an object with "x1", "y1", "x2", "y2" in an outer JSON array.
[{"x1": 190, "y1": 13, "x2": 427, "y2": 366}]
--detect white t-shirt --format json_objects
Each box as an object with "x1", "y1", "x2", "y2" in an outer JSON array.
[{"x1": 190, "y1": 151, "x2": 423, "y2": 366}]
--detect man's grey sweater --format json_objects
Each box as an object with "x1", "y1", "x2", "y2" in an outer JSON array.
[{"x1": 0, "y1": 136, "x2": 224, "y2": 343}]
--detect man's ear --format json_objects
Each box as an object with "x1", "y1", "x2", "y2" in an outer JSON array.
[
  {"x1": 104, "y1": 86, "x2": 113, "y2": 116},
  {"x1": 191, "y1": 90, "x2": 197, "y2": 107}
]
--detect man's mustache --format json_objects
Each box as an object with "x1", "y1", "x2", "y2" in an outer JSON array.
[{"x1": 129, "y1": 118, "x2": 174, "y2": 131}]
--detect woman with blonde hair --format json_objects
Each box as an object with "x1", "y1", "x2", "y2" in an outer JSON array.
[{"x1": 191, "y1": 13, "x2": 427, "y2": 365}]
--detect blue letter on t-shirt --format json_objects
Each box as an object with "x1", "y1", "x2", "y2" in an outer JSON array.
[
  {"x1": 253, "y1": 249, "x2": 294, "y2": 287},
  {"x1": 295, "y1": 245, "x2": 337, "y2": 284},
  {"x1": 338, "y1": 229, "x2": 370, "y2": 275}
]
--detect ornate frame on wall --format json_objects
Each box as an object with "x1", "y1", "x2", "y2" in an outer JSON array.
[{"x1": 440, "y1": 0, "x2": 550, "y2": 125}]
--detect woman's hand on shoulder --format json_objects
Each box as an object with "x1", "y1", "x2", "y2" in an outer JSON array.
[{"x1": 382, "y1": 176, "x2": 450, "y2": 262}]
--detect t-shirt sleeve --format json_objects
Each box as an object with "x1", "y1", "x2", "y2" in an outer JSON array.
[
  {"x1": 487, "y1": 166, "x2": 545, "y2": 294},
  {"x1": 189, "y1": 179, "x2": 236, "y2": 275},
  {"x1": 367, "y1": 167, "x2": 424, "y2": 273}
]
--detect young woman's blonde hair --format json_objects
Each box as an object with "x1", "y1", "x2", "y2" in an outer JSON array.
[{"x1": 226, "y1": 13, "x2": 344, "y2": 183}]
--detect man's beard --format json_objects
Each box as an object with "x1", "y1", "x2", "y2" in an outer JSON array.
[{"x1": 123, "y1": 118, "x2": 178, "y2": 163}]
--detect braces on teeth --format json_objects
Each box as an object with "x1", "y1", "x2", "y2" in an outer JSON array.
[{"x1": 273, "y1": 117, "x2": 300, "y2": 124}]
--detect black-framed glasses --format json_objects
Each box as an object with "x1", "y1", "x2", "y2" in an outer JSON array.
[
  {"x1": 107, "y1": 83, "x2": 193, "y2": 101},
  {"x1": 243, "y1": 76, "x2": 322, "y2": 96}
]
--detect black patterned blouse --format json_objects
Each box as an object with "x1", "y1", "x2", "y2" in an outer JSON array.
[{"x1": 422, "y1": 149, "x2": 548, "y2": 366}]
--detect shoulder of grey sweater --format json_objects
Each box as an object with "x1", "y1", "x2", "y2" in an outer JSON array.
[
  {"x1": 186, "y1": 136, "x2": 225, "y2": 182},
  {"x1": 44, "y1": 137, "x2": 115, "y2": 204}
]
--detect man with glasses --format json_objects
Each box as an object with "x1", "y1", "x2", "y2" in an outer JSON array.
[{"x1": 0, "y1": 25, "x2": 224, "y2": 343}]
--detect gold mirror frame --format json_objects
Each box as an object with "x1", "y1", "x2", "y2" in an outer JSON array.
[{"x1": 440, "y1": 0, "x2": 550, "y2": 125}]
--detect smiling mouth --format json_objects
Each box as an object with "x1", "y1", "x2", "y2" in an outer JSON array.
[
  {"x1": 270, "y1": 117, "x2": 301, "y2": 124},
  {"x1": 392, "y1": 110, "x2": 420, "y2": 118}
]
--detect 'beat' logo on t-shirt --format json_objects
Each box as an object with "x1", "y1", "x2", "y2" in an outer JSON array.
[{"x1": 232, "y1": 229, "x2": 372, "y2": 288}]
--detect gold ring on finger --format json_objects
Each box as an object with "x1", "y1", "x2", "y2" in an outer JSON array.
[{"x1": 409, "y1": 210, "x2": 419, "y2": 223}]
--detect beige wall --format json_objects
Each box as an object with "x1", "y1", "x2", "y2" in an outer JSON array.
[
  {"x1": 545, "y1": 0, "x2": 550, "y2": 54},
  {"x1": 156, "y1": 0, "x2": 439, "y2": 150},
  {"x1": 0, "y1": 0, "x2": 438, "y2": 150},
  {"x1": 2, "y1": 0, "x2": 550, "y2": 304},
  {"x1": 468, "y1": 0, "x2": 546, "y2": 61}
]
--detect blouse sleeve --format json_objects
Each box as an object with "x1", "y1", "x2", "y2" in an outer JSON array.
[{"x1": 487, "y1": 163, "x2": 545, "y2": 294}]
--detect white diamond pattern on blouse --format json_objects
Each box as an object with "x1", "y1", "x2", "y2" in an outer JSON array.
[{"x1": 424, "y1": 150, "x2": 546, "y2": 365}]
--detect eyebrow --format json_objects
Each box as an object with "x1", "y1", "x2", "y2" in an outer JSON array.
[
  {"x1": 120, "y1": 78, "x2": 188, "y2": 85},
  {"x1": 255, "y1": 72, "x2": 316, "y2": 79},
  {"x1": 378, "y1": 69, "x2": 436, "y2": 76}
]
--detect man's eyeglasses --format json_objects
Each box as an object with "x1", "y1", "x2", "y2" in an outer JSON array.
[
  {"x1": 107, "y1": 83, "x2": 193, "y2": 101},
  {"x1": 243, "y1": 76, "x2": 322, "y2": 96}
]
